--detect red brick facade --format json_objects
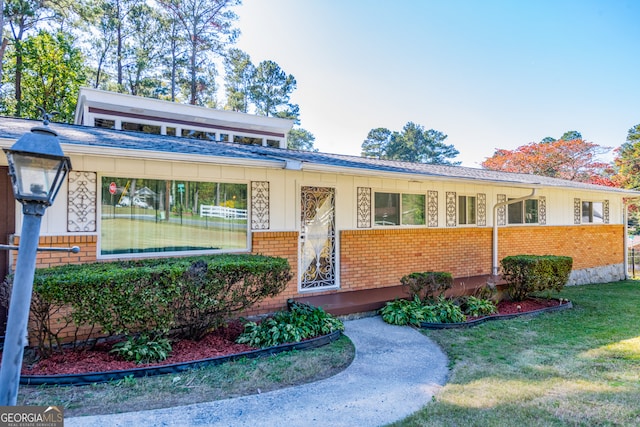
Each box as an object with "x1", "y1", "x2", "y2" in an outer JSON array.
[
  {"x1": 18, "y1": 225, "x2": 623, "y2": 314},
  {"x1": 10, "y1": 235, "x2": 98, "y2": 270},
  {"x1": 339, "y1": 225, "x2": 622, "y2": 292},
  {"x1": 16, "y1": 225, "x2": 623, "y2": 343},
  {"x1": 247, "y1": 224, "x2": 624, "y2": 315}
]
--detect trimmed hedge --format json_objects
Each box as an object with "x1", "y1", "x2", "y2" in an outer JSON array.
[
  {"x1": 20, "y1": 254, "x2": 291, "y2": 356},
  {"x1": 501, "y1": 255, "x2": 573, "y2": 301}
]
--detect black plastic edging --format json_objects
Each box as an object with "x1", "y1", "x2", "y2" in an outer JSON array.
[
  {"x1": 20, "y1": 330, "x2": 343, "y2": 386},
  {"x1": 420, "y1": 300, "x2": 573, "y2": 330}
]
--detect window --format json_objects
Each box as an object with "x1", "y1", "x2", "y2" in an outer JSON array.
[
  {"x1": 374, "y1": 192, "x2": 425, "y2": 226},
  {"x1": 100, "y1": 177, "x2": 248, "y2": 256},
  {"x1": 402, "y1": 194, "x2": 426, "y2": 225},
  {"x1": 234, "y1": 136, "x2": 263, "y2": 146},
  {"x1": 122, "y1": 122, "x2": 161, "y2": 135},
  {"x1": 508, "y1": 199, "x2": 538, "y2": 224},
  {"x1": 94, "y1": 118, "x2": 115, "y2": 129},
  {"x1": 458, "y1": 195, "x2": 476, "y2": 225},
  {"x1": 582, "y1": 201, "x2": 603, "y2": 223},
  {"x1": 181, "y1": 129, "x2": 209, "y2": 140}
]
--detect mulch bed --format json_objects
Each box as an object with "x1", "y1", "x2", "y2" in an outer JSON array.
[
  {"x1": 16, "y1": 320, "x2": 256, "y2": 376},
  {"x1": 5, "y1": 298, "x2": 570, "y2": 377},
  {"x1": 422, "y1": 297, "x2": 572, "y2": 329}
]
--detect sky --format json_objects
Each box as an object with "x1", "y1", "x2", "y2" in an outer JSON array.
[{"x1": 233, "y1": 0, "x2": 640, "y2": 168}]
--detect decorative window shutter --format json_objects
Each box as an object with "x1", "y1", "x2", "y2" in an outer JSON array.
[
  {"x1": 446, "y1": 192, "x2": 456, "y2": 227},
  {"x1": 251, "y1": 181, "x2": 270, "y2": 230},
  {"x1": 427, "y1": 191, "x2": 438, "y2": 227},
  {"x1": 477, "y1": 193, "x2": 486, "y2": 226},
  {"x1": 67, "y1": 171, "x2": 97, "y2": 232},
  {"x1": 497, "y1": 194, "x2": 506, "y2": 226},
  {"x1": 357, "y1": 187, "x2": 372, "y2": 228},
  {"x1": 538, "y1": 196, "x2": 546, "y2": 225},
  {"x1": 574, "y1": 198, "x2": 581, "y2": 224}
]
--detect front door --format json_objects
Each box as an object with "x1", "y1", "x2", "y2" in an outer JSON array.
[
  {"x1": 0, "y1": 166, "x2": 16, "y2": 333},
  {"x1": 299, "y1": 186, "x2": 336, "y2": 290}
]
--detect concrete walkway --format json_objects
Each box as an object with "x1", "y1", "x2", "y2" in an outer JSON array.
[{"x1": 66, "y1": 316, "x2": 449, "y2": 427}]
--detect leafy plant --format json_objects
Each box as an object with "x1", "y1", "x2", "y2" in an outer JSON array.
[
  {"x1": 236, "y1": 303, "x2": 344, "y2": 348},
  {"x1": 430, "y1": 296, "x2": 466, "y2": 323},
  {"x1": 380, "y1": 297, "x2": 438, "y2": 326},
  {"x1": 460, "y1": 296, "x2": 497, "y2": 317},
  {"x1": 110, "y1": 334, "x2": 172, "y2": 364}
]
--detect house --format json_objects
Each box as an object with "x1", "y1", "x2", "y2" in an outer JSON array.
[{"x1": 0, "y1": 88, "x2": 637, "y2": 324}]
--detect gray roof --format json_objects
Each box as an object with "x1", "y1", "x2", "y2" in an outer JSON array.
[{"x1": 0, "y1": 116, "x2": 636, "y2": 195}]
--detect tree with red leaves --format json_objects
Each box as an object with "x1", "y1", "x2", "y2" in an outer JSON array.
[{"x1": 482, "y1": 134, "x2": 617, "y2": 186}]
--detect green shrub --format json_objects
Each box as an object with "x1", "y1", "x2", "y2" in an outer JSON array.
[
  {"x1": 380, "y1": 297, "x2": 438, "y2": 326},
  {"x1": 430, "y1": 296, "x2": 467, "y2": 323},
  {"x1": 501, "y1": 255, "x2": 573, "y2": 301},
  {"x1": 460, "y1": 296, "x2": 497, "y2": 317},
  {"x1": 380, "y1": 295, "x2": 466, "y2": 325},
  {"x1": 26, "y1": 254, "x2": 292, "y2": 355},
  {"x1": 110, "y1": 334, "x2": 172, "y2": 364},
  {"x1": 400, "y1": 271, "x2": 453, "y2": 302},
  {"x1": 236, "y1": 302, "x2": 344, "y2": 348}
]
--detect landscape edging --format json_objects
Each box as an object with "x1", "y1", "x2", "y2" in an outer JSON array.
[
  {"x1": 20, "y1": 330, "x2": 343, "y2": 386},
  {"x1": 420, "y1": 300, "x2": 573, "y2": 330}
]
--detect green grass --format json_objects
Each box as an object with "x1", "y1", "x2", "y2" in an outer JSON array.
[
  {"x1": 390, "y1": 280, "x2": 640, "y2": 426},
  {"x1": 18, "y1": 335, "x2": 355, "y2": 417}
]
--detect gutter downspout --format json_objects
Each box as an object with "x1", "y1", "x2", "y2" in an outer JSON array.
[{"x1": 492, "y1": 188, "x2": 538, "y2": 276}]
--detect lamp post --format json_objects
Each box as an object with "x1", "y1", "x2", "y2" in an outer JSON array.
[{"x1": 0, "y1": 115, "x2": 71, "y2": 406}]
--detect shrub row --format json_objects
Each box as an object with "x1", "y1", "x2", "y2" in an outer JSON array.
[
  {"x1": 380, "y1": 295, "x2": 497, "y2": 326},
  {"x1": 501, "y1": 255, "x2": 573, "y2": 301},
  {"x1": 17, "y1": 254, "x2": 291, "y2": 356}
]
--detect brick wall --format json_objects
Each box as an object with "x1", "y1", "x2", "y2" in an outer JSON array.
[
  {"x1": 340, "y1": 228, "x2": 493, "y2": 291},
  {"x1": 10, "y1": 235, "x2": 98, "y2": 271},
  {"x1": 340, "y1": 225, "x2": 623, "y2": 291},
  {"x1": 246, "y1": 231, "x2": 299, "y2": 315},
  {"x1": 498, "y1": 225, "x2": 623, "y2": 270},
  {"x1": 18, "y1": 225, "x2": 623, "y2": 344}
]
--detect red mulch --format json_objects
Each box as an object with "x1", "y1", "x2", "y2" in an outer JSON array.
[
  {"x1": 495, "y1": 297, "x2": 567, "y2": 315},
  {"x1": 15, "y1": 320, "x2": 256, "y2": 376},
  {"x1": 465, "y1": 297, "x2": 569, "y2": 321}
]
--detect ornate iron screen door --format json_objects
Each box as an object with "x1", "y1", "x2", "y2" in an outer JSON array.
[{"x1": 300, "y1": 186, "x2": 336, "y2": 290}]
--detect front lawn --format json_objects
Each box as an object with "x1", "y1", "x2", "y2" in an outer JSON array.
[{"x1": 391, "y1": 280, "x2": 640, "y2": 426}]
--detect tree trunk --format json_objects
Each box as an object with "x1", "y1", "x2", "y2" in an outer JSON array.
[
  {"x1": 116, "y1": 2, "x2": 123, "y2": 88},
  {"x1": 0, "y1": 38, "x2": 7, "y2": 86},
  {"x1": 189, "y1": 37, "x2": 197, "y2": 105},
  {"x1": 15, "y1": 53, "x2": 23, "y2": 117}
]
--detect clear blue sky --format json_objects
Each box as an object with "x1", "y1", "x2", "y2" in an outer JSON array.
[{"x1": 234, "y1": 0, "x2": 640, "y2": 167}]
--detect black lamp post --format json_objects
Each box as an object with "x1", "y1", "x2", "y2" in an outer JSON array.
[{"x1": 0, "y1": 116, "x2": 71, "y2": 405}]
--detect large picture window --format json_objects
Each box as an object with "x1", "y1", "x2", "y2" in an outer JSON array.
[
  {"x1": 374, "y1": 192, "x2": 425, "y2": 226},
  {"x1": 508, "y1": 199, "x2": 538, "y2": 224},
  {"x1": 100, "y1": 177, "x2": 248, "y2": 256}
]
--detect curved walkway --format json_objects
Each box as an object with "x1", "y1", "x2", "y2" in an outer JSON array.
[{"x1": 66, "y1": 316, "x2": 449, "y2": 427}]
